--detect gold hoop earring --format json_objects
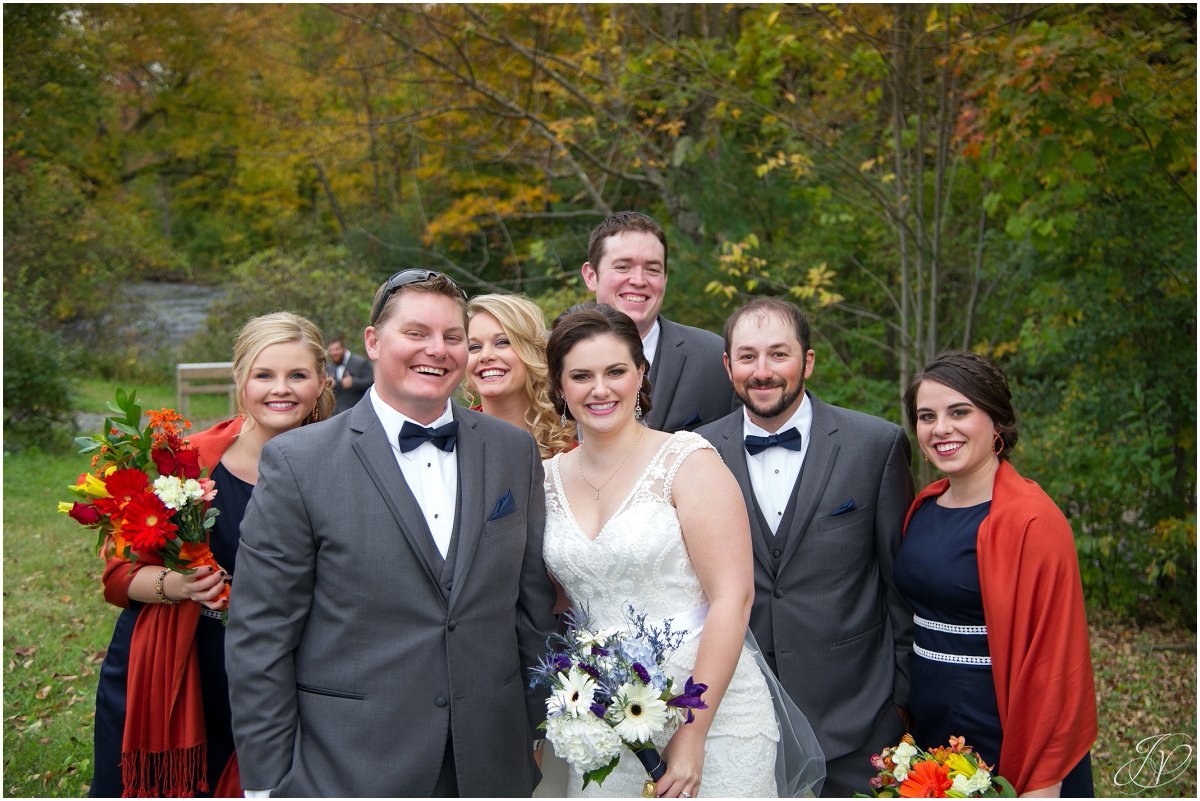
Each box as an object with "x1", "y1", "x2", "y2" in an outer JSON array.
[{"x1": 992, "y1": 433, "x2": 1005, "y2": 456}]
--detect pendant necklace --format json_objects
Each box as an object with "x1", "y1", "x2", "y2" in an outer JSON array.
[{"x1": 579, "y1": 427, "x2": 644, "y2": 501}]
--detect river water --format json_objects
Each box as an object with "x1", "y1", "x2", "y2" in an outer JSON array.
[{"x1": 121, "y1": 281, "x2": 229, "y2": 349}]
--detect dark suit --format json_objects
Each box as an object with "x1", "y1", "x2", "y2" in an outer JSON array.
[
  {"x1": 644, "y1": 316, "x2": 736, "y2": 432},
  {"x1": 226, "y1": 401, "x2": 557, "y2": 796},
  {"x1": 331, "y1": 352, "x2": 374, "y2": 415},
  {"x1": 698, "y1": 392, "x2": 915, "y2": 796}
]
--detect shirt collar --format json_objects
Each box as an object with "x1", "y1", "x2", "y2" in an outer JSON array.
[{"x1": 641, "y1": 318, "x2": 662, "y2": 367}]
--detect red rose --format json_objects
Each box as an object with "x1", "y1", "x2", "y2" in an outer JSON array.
[
  {"x1": 174, "y1": 447, "x2": 202, "y2": 479},
  {"x1": 152, "y1": 446, "x2": 202, "y2": 479},
  {"x1": 151, "y1": 447, "x2": 178, "y2": 477},
  {"x1": 68, "y1": 502, "x2": 103, "y2": 526}
]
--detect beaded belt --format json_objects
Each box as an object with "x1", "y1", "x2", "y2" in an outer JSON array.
[
  {"x1": 200, "y1": 608, "x2": 226, "y2": 620},
  {"x1": 912, "y1": 614, "x2": 991, "y2": 665}
]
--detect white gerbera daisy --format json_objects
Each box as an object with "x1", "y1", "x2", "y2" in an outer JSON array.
[
  {"x1": 550, "y1": 668, "x2": 599, "y2": 719},
  {"x1": 610, "y1": 682, "x2": 669, "y2": 744}
]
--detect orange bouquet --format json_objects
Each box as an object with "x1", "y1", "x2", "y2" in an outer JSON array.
[
  {"x1": 858, "y1": 734, "x2": 1016, "y2": 798},
  {"x1": 60, "y1": 389, "x2": 226, "y2": 609}
]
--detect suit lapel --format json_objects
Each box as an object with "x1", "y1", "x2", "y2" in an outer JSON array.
[
  {"x1": 779, "y1": 393, "x2": 839, "y2": 569},
  {"x1": 712, "y1": 416, "x2": 775, "y2": 572},
  {"x1": 647, "y1": 318, "x2": 685, "y2": 431},
  {"x1": 448, "y1": 407, "x2": 485, "y2": 610},
  {"x1": 348, "y1": 403, "x2": 444, "y2": 595}
]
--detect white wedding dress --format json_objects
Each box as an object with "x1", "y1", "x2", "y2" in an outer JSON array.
[{"x1": 544, "y1": 432, "x2": 789, "y2": 797}]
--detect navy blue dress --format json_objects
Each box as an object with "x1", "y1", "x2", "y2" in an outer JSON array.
[
  {"x1": 90, "y1": 463, "x2": 253, "y2": 797},
  {"x1": 894, "y1": 497, "x2": 1093, "y2": 796}
]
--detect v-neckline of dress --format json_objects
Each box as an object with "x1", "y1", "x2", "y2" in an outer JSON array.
[{"x1": 551, "y1": 435, "x2": 674, "y2": 543}]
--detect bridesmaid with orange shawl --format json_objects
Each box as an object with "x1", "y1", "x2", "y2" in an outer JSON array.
[
  {"x1": 89, "y1": 312, "x2": 334, "y2": 797},
  {"x1": 894, "y1": 351, "x2": 1096, "y2": 797}
]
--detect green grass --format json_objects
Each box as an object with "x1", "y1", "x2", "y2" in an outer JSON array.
[
  {"x1": 72, "y1": 377, "x2": 233, "y2": 430},
  {"x1": 4, "y1": 386, "x2": 1196, "y2": 796}
]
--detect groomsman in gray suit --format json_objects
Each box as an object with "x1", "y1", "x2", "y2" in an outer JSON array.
[
  {"x1": 582, "y1": 211, "x2": 735, "y2": 432},
  {"x1": 697, "y1": 298, "x2": 915, "y2": 797},
  {"x1": 226, "y1": 270, "x2": 557, "y2": 796}
]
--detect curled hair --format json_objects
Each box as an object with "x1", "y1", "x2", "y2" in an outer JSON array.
[
  {"x1": 546, "y1": 303, "x2": 653, "y2": 421},
  {"x1": 722, "y1": 297, "x2": 811, "y2": 355},
  {"x1": 904, "y1": 350, "x2": 1019, "y2": 460},
  {"x1": 232, "y1": 312, "x2": 334, "y2": 428},
  {"x1": 586, "y1": 211, "x2": 668, "y2": 273},
  {"x1": 466, "y1": 294, "x2": 575, "y2": 457}
]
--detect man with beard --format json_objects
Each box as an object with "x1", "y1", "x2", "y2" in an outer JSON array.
[{"x1": 697, "y1": 298, "x2": 915, "y2": 797}]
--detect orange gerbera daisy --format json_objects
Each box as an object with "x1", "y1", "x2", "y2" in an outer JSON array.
[{"x1": 899, "y1": 760, "x2": 952, "y2": 798}]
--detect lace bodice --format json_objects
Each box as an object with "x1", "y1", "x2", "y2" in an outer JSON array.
[{"x1": 544, "y1": 431, "x2": 711, "y2": 631}]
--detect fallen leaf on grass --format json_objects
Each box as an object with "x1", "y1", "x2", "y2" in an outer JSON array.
[
  {"x1": 35, "y1": 686, "x2": 51, "y2": 700},
  {"x1": 13, "y1": 646, "x2": 36, "y2": 658},
  {"x1": 86, "y1": 649, "x2": 107, "y2": 664}
]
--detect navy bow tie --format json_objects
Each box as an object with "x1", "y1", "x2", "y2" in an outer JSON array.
[
  {"x1": 398, "y1": 420, "x2": 459, "y2": 453},
  {"x1": 744, "y1": 427, "x2": 802, "y2": 456}
]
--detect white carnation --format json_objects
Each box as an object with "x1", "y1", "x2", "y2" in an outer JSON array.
[
  {"x1": 152, "y1": 475, "x2": 188, "y2": 510},
  {"x1": 545, "y1": 714, "x2": 623, "y2": 773},
  {"x1": 181, "y1": 478, "x2": 204, "y2": 500}
]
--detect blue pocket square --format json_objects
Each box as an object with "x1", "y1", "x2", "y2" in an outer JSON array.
[
  {"x1": 488, "y1": 490, "x2": 515, "y2": 522},
  {"x1": 830, "y1": 499, "x2": 858, "y2": 517}
]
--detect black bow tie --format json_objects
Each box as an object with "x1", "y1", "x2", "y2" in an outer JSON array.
[
  {"x1": 398, "y1": 420, "x2": 459, "y2": 453},
  {"x1": 744, "y1": 427, "x2": 802, "y2": 456}
]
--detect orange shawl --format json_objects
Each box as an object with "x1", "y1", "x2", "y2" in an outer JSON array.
[
  {"x1": 101, "y1": 417, "x2": 245, "y2": 797},
  {"x1": 904, "y1": 461, "x2": 1097, "y2": 794}
]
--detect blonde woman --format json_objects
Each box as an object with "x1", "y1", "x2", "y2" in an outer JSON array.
[
  {"x1": 466, "y1": 293, "x2": 575, "y2": 458},
  {"x1": 91, "y1": 312, "x2": 333, "y2": 797}
]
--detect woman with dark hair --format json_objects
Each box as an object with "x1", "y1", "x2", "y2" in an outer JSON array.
[
  {"x1": 540, "y1": 303, "x2": 824, "y2": 798},
  {"x1": 91, "y1": 312, "x2": 334, "y2": 797},
  {"x1": 895, "y1": 351, "x2": 1096, "y2": 797}
]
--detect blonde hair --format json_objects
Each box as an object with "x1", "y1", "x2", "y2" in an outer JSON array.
[
  {"x1": 466, "y1": 294, "x2": 575, "y2": 458},
  {"x1": 232, "y1": 312, "x2": 335, "y2": 428}
]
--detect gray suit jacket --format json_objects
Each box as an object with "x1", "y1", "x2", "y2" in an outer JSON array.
[
  {"x1": 226, "y1": 401, "x2": 557, "y2": 796},
  {"x1": 644, "y1": 316, "x2": 736, "y2": 432},
  {"x1": 331, "y1": 352, "x2": 374, "y2": 415},
  {"x1": 697, "y1": 392, "x2": 914, "y2": 761}
]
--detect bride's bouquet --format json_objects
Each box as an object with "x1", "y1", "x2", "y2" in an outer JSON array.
[
  {"x1": 857, "y1": 734, "x2": 1015, "y2": 797},
  {"x1": 529, "y1": 606, "x2": 708, "y2": 791}
]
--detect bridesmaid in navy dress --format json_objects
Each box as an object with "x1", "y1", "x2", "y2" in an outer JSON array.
[
  {"x1": 894, "y1": 351, "x2": 1095, "y2": 797},
  {"x1": 90, "y1": 312, "x2": 333, "y2": 797}
]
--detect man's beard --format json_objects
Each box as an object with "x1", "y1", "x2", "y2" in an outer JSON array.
[{"x1": 737, "y1": 380, "x2": 804, "y2": 421}]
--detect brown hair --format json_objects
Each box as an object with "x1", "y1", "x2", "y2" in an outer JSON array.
[
  {"x1": 722, "y1": 297, "x2": 812, "y2": 355},
  {"x1": 546, "y1": 303, "x2": 653, "y2": 421},
  {"x1": 466, "y1": 294, "x2": 575, "y2": 457},
  {"x1": 371, "y1": 271, "x2": 469, "y2": 329},
  {"x1": 586, "y1": 211, "x2": 669, "y2": 273},
  {"x1": 232, "y1": 311, "x2": 335, "y2": 425},
  {"x1": 904, "y1": 350, "x2": 1019, "y2": 460}
]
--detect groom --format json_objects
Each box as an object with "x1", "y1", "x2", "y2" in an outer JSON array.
[
  {"x1": 698, "y1": 298, "x2": 914, "y2": 797},
  {"x1": 226, "y1": 270, "x2": 558, "y2": 796}
]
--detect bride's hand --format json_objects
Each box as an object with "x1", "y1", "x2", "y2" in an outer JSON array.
[{"x1": 656, "y1": 729, "x2": 704, "y2": 798}]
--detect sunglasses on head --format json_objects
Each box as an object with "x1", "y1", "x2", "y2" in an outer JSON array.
[{"x1": 370, "y1": 269, "x2": 467, "y2": 326}]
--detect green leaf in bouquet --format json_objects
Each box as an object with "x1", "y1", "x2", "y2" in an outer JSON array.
[
  {"x1": 111, "y1": 421, "x2": 142, "y2": 438},
  {"x1": 75, "y1": 436, "x2": 104, "y2": 453},
  {"x1": 984, "y1": 776, "x2": 1017, "y2": 797},
  {"x1": 582, "y1": 755, "x2": 620, "y2": 789}
]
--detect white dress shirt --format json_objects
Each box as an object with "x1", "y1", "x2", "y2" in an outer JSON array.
[
  {"x1": 641, "y1": 319, "x2": 662, "y2": 367},
  {"x1": 743, "y1": 395, "x2": 813, "y2": 535},
  {"x1": 369, "y1": 388, "x2": 458, "y2": 558}
]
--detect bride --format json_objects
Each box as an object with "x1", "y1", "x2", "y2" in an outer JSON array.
[{"x1": 542, "y1": 303, "x2": 824, "y2": 798}]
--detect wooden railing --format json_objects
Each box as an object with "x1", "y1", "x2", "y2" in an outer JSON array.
[{"x1": 176, "y1": 362, "x2": 236, "y2": 417}]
